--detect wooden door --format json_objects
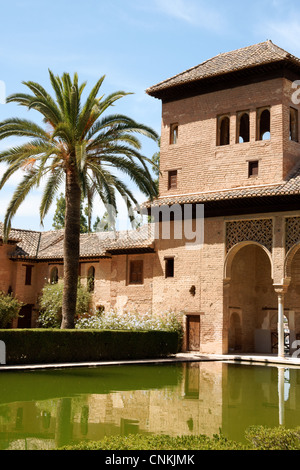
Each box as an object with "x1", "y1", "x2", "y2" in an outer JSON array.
[{"x1": 187, "y1": 315, "x2": 200, "y2": 351}]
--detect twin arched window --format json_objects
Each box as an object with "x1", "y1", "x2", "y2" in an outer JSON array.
[
  {"x1": 50, "y1": 265, "x2": 97, "y2": 291},
  {"x1": 218, "y1": 108, "x2": 271, "y2": 146}
]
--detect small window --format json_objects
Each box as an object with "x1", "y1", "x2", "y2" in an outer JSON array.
[
  {"x1": 50, "y1": 267, "x2": 58, "y2": 284},
  {"x1": 237, "y1": 112, "x2": 250, "y2": 143},
  {"x1": 87, "y1": 266, "x2": 95, "y2": 292},
  {"x1": 248, "y1": 160, "x2": 259, "y2": 178},
  {"x1": 217, "y1": 115, "x2": 230, "y2": 146},
  {"x1": 290, "y1": 107, "x2": 298, "y2": 142},
  {"x1": 165, "y1": 258, "x2": 174, "y2": 278},
  {"x1": 257, "y1": 108, "x2": 270, "y2": 140},
  {"x1": 170, "y1": 123, "x2": 178, "y2": 144},
  {"x1": 25, "y1": 265, "x2": 33, "y2": 286},
  {"x1": 168, "y1": 170, "x2": 177, "y2": 190},
  {"x1": 129, "y1": 260, "x2": 143, "y2": 284}
]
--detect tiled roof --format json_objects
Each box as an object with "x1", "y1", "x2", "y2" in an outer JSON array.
[
  {"x1": 142, "y1": 166, "x2": 300, "y2": 208},
  {"x1": 0, "y1": 222, "x2": 155, "y2": 260},
  {"x1": 146, "y1": 40, "x2": 300, "y2": 97},
  {"x1": 0, "y1": 223, "x2": 41, "y2": 257},
  {"x1": 101, "y1": 224, "x2": 155, "y2": 252}
]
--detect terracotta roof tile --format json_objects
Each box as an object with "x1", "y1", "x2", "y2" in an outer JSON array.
[
  {"x1": 146, "y1": 40, "x2": 300, "y2": 97},
  {"x1": 0, "y1": 223, "x2": 41, "y2": 257},
  {"x1": 0, "y1": 222, "x2": 155, "y2": 260}
]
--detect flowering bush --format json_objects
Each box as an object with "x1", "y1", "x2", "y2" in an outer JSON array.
[
  {"x1": 75, "y1": 309, "x2": 184, "y2": 338},
  {"x1": 37, "y1": 281, "x2": 91, "y2": 328}
]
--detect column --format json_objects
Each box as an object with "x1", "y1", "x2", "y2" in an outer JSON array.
[
  {"x1": 278, "y1": 291, "x2": 285, "y2": 358},
  {"x1": 274, "y1": 284, "x2": 289, "y2": 358}
]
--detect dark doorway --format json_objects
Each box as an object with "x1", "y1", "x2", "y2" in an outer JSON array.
[
  {"x1": 18, "y1": 305, "x2": 33, "y2": 328},
  {"x1": 187, "y1": 315, "x2": 200, "y2": 351}
]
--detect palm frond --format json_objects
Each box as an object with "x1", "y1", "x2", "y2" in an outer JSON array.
[
  {"x1": 3, "y1": 168, "x2": 40, "y2": 240},
  {"x1": 0, "y1": 118, "x2": 48, "y2": 141},
  {"x1": 39, "y1": 168, "x2": 65, "y2": 222}
]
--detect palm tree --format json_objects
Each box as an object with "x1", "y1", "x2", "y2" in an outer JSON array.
[{"x1": 0, "y1": 71, "x2": 158, "y2": 328}]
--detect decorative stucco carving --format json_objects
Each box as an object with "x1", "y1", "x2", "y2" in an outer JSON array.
[
  {"x1": 226, "y1": 219, "x2": 273, "y2": 253},
  {"x1": 285, "y1": 217, "x2": 300, "y2": 253}
]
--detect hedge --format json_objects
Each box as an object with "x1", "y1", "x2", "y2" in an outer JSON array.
[
  {"x1": 60, "y1": 433, "x2": 246, "y2": 451},
  {"x1": 60, "y1": 426, "x2": 300, "y2": 451},
  {"x1": 0, "y1": 329, "x2": 180, "y2": 365}
]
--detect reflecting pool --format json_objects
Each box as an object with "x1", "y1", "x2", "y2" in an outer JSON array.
[{"x1": 0, "y1": 361, "x2": 299, "y2": 450}]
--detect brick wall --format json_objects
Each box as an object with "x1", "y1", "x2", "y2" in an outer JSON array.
[
  {"x1": 159, "y1": 78, "x2": 293, "y2": 197},
  {"x1": 282, "y1": 78, "x2": 300, "y2": 178},
  {"x1": 0, "y1": 245, "x2": 16, "y2": 293},
  {"x1": 108, "y1": 253, "x2": 154, "y2": 314}
]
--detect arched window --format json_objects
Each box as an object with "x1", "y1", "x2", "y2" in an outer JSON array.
[
  {"x1": 170, "y1": 123, "x2": 178, "y2": 144},
  {"x1": 237, "y1": 112, "x2": 250, "y2": 143},
  {"x1": 257, "y1": 108, "x2": 270, "y2": 141},
  {"x1": 50, "y1": 267, "x2": 58, "y2": 284},
  {"x1": 87, "y1": 266, "x2": 95, "y2": 292},
  {"x1": 290, "y1": 107, "x2": 298, "y2": 142},
  {"x1": 218, "y1": 115, "x2": 230, "y2": 146}
]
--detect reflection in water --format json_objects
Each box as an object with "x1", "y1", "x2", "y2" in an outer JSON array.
[
  {"x1": 0, "y1": 362, "x2": 300, "y2": 449},
  {"x1": 55, "y1": 398, "x2": 72, "y2": 449}
]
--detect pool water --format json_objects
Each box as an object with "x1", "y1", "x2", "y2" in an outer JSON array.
[{"x1": 0, "y1": 361, "x2": 299, "y2": 450}]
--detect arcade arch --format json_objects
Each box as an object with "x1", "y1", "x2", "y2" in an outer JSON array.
[{"x1": 224, "y1": 242, "x2": 276, "y2": 353}]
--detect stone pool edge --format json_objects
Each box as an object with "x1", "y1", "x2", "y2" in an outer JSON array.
[{"x1": 1, "y1": 352, "x2": 300, "y2": 371}]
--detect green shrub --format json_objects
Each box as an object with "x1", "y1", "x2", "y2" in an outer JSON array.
[
  {"x1": 0, "y1": 291, "x2": 23, "y2": 328},
  {"x1": 0, "y1": 329, "x2": 180, "y2": 365},
  {"x1": 60, "y1": 433, "x2": 246, "y2": 451},
  {"x1": 245, "y1": 425, "x2": 300, "y2": 450},
  {"x1": 38, "y1": 281, "x2": 91, "y2": 328},
  {"x1": 59, "y1": 426, "x2": 300, "y2": 451}
]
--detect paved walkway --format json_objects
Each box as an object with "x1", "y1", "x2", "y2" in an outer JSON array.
[
  {"x1": 1, "y1": 352, "x2": 300, "y2": 371},
  {"x1": 198, "y1": 352, "x2": 300, "y2": 367}
]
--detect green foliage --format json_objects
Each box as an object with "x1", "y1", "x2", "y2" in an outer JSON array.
[
  {"x1": 92, "y1": 216, "x2": 101, "y2": 232},
  {"x1": 0, "y1": 329, "x2": 179, "y2": 365},
  {"x1": 60, "y1": 433, "x2": 246, "y2": 451},
  {"x1": 38, "y1": 281, "x2": 91, "y2": 328},
  {"x1": 52, "y1": 193, "x2": 90, "y2": 233},
  {"x1": 245, "y1": 425, "x2": 300, "y2": 450},
  {"x1": 75, "y1": 309, "x2": 184, "y2": 349},
  {"x1": 93, "y1": 211, "x2": 115, "y2": 232},
  {"x1": 0, "y1": 291, "x2": 23, "y2": 328},
  {"x1": 76, "y1": 308, "x2": 183, "y2": 331},
  {"x1": 151, "y1": 137, "x2": 160, "y2": 192},
  {"x1": 59, "y1": 426, "x2": 300, "y2": 451}
]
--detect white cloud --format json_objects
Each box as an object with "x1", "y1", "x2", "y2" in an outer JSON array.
[{"x1": 153, "y1": 0, "x2": 226, "y2": 32}]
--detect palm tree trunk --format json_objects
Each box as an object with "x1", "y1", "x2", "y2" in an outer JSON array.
[{"x1": 61, "y1": 166, "x2": 81, "y2": 329}]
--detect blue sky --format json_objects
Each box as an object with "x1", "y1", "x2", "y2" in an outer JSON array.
[{"x1": 1, "y1": 0, "x2": 300, "y2": 231}]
